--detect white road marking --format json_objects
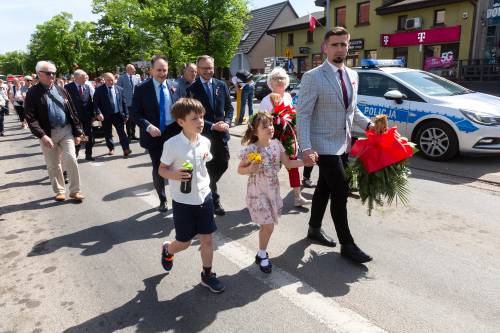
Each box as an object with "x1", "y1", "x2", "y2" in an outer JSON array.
[{"x1": 139, "y1": 193, "x2": 386, "y2": 333}]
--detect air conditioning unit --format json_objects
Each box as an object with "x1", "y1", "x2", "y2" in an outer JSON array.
[{"x1": 405, "y1": 17, "x2": 422, "y2": 30}]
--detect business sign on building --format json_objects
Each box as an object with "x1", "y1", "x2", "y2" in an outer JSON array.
[
  {"x1": 487, "y1": 0, "x2": 500, "y2": 25},
  {"x1": 299, "y1": 47, "x2": 310, "y2": 54},
  {"x1": 380, "y1": 26, "x2": 461, "y2": 47},
  {"x1": 349, "y1": 39, "x2": 364, "y2": 50}
]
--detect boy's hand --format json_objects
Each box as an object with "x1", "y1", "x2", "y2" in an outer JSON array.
[{"x1": 172, "y1": 168, "x2": 192, "y2": 181}]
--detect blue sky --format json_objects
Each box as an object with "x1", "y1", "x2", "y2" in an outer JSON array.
[{"x1": 0, "y1": 0, "x2": 323, "y2": 54}]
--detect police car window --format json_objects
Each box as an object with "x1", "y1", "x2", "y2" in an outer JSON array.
[
  {"x1": 358, "y1": 72, "x2": 423, "y2": 102},
  {"x1": 392, "y1": 71, "x2": 472, "y2": 96}
]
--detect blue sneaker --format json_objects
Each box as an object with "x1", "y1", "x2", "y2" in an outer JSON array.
[{"x1": 200, "y1": 272, "x2": 225, "y2": 293}]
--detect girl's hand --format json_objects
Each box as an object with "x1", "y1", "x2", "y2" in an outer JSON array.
[{"x1": 247, "y1": 161, "x2": 260, "y2": 174}]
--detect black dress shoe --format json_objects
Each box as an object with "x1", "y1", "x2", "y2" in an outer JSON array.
[
  {"x1": 158, "y1": 201, "x2": 168, "y2": 213},
  {"x1": 307, "y1": 227, "x2": 336, "y2": 247},
  {"x1": 85, "y1": 156, "x2": 95, "y2": 161},
  {"x1": 341, "y1": 244, "x2": 372, "y2": 264},
  {"x1": 214, "y1": 202, "x2": 225, "y2": 216}
]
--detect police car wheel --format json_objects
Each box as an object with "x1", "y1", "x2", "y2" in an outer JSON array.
[{"x1": 416, "y1": 121, "x2": 458, "y2": 161}]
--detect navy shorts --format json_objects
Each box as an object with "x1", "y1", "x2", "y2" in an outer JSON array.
[{"x1": 172, "y1": 193, "x2": 217, "y2": 242}]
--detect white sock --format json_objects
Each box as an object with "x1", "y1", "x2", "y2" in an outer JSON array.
[{"x1": 257, "y1": 250, "x2": 269, "y2": 266}]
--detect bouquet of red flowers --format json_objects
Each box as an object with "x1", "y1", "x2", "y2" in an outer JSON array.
[
  {"x1": 347, "y1": 115, "x2": 417, "y2": 215},
  {"x1": 270, "y1": 94, "x2": 298, "y2": 158}
]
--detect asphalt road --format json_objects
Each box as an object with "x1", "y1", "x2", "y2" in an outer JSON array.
[{"x1": 1, "y1": 113, "x2": 500, "y2": 333}]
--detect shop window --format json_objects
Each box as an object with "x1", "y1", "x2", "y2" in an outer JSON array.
[
  {"x1": 397, "y1": 15, "x2": 407, "y2": 31},
  {"x1": 288, "y1": 33, "x2": 294, "y2": 46},
  {"x1": 335, "y1": 6, "x2": 346, "y2": 27},
  {"x1": 364, "y1": 50, "x2": 377, "y2": 59},
  {"x1": 312, "y1": 54, "x2": 323, "y2": 68},
  {"x1": 307, "y1": 31, "x2": 314, "y2": 43},
  {"x1": 357, "y1": 2, "x2": 370, "y2": 25},
  {"x1": 434, "y1": 9, "x2": 445, "y2": 26},
  {"x1": 393, "y1": 47, "x2": 408, "y2": 67}
]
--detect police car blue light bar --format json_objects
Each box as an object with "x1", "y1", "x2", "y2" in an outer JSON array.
[{"x1": 360, "y1": 59, "x2": 404, "y2": 68}]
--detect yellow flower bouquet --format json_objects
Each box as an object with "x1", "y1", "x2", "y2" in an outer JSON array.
[{"x1": 247, "y1": 151, "x2": 262, "y2": 164}]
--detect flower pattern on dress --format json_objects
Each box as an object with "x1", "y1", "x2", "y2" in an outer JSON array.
[{"x1": 239, "y1": 139, "x2": 285, "y2": 225}]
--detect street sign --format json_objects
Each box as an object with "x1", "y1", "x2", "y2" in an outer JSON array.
[{"x1": 284, "y1": 48, "x2": 293, "y2": 58}]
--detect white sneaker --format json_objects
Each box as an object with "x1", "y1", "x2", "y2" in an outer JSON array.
[{"x1": 294, "y1": 196, "x2": 312, "y2": 207}]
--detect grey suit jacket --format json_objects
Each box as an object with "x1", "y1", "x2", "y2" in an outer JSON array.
[
  {"x1": 297, "y1": 61, "x2": 371, "y2": 155},
  {"x1": 117, "y1": 73, "x2": 141, "y2": 107}
]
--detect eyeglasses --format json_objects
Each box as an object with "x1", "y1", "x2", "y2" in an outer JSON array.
[
  {"x1": 40, "y1": 71, "x2": 56, "y2": 76},
  {"x1": 271, "y1": 77, "x2": 286, "y2": 81},
  {"x1": 198, "y1": 66, "x2": 214, "y2": 70}
]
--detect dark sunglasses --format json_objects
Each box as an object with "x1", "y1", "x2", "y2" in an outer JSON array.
[{"x1": 40, "y1": 71, "x2": 56, "y2": 76}]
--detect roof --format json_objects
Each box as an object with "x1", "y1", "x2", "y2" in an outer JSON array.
[
  {"x1": 237, "y1": 1, "x2": 297, "y2": 54},
  {"x1": 267, "y1": 11, "x2": 325, "y2": 34},
  {"x1": 376, "y1": 0, "x2": 469, "y2": 15}
]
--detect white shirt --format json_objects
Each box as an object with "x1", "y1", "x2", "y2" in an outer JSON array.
[
  {"x1": 259, "y1": 92, "x2": 293, "y2": 113},
  {"x1": 327, "y1": 60, "x2": 352, "y2": 105},
  {"x1": 160, "y1": 132, "x2": 213, "y2": 205}
]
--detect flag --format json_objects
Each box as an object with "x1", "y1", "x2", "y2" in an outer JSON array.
[{"x1": 308, "y1": 15, "x2": 318, "y2": 32}]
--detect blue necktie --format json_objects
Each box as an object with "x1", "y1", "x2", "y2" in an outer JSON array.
[
  {"x1": 203, "y1": 82, "x2": 214, "y2": 110},
  {"x1": 159, "y1": 84, "x2": 166, "y2": 133},
  {"x1": 108, "y1": 87, "x2": 117, "y2": 113}
]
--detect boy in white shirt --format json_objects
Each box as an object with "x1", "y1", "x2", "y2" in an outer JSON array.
[{"x1": 158, "y1": 98, "x2": 224, "y2": 293}]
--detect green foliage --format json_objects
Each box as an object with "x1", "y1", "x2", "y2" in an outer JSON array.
[
  {"x1": 0, "y1": 51, "x2": 28, "y2": 74},
  {"x1": 346, "y1": 158, "x2": 412, "y2": 216}
]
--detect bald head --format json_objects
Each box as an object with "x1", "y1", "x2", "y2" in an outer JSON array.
[
  {"x1": 103, "y1": 72, "x2": 115, "y2": 87},
  {"x1": 126, "y1": 64, "x2": 136, "y2": 75}
]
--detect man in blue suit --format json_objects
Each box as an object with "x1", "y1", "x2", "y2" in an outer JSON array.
[
  {"x1": 117, "y1": 64, "x2": 141, "y2": 140},
  {"x1": 186, "y1": 55, "x2": 234, "y2": 215},
  {"x1": 93, "y1": 72, "x2": 131, "y2": 157},
  {"x1": 131, "y1": 55, "x2": 181, "y2": 212},
  {"x1": 65, "y1": 69, "x2": 95, "y2": 160}
]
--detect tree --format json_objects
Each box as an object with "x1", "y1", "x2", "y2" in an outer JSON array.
[{"x1": 0, "y1": 51, "x2": 28, "y2": 74}]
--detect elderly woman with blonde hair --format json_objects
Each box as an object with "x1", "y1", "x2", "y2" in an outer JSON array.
[{"x1": 259, "y1": 67, "x2": 311, "y2": 207}]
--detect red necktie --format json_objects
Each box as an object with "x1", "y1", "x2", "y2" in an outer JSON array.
[
  {"x1": 79, "y1": 85, "x2": 84, "y2": 96},
  {"x1": 338, "y1": 70, "x2": 349, "y2": 109}
]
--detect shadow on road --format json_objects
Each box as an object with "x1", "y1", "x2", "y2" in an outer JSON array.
[
  {"x1": 27, "y1": 208, "x2": 171, "y2": 257},
  {"x1": 0, "y1": 176, "x2": 50, "y2": 190},
  {"x1": 102, "y1": 183, "x2": 155, "y2": 202},
  {"x1": 128, "y1": 162, "x2": 151, "y2": 169},
  {"x1": 0, "y1": 152, "x2": 42, "y2": 161},
  {"x1": 5, "y1": 164, "x2": 46, "y2": 174},
  {"x1": 0, "y1": 195, "x2": 74, "y2": 216}
]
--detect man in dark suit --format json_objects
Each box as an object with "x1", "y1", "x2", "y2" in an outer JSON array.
[
  {"x1": 65, "y1": 69, "x2": 95, "y2": 160},
  {"x1": 93, "y1": 72, "x2": 131, "y2": 157},
  {"x1": 186, "y1": 55, "x2": 234, "y2": 215},
  {"x1": 131, "y1": 55, "x2": 181, "y2": 212}
]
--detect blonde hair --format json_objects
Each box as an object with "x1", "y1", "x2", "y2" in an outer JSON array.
[{"x1": 241, "y1": 112, "x2": 274, "y2": 145}]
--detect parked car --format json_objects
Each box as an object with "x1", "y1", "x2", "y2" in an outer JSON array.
[
  {"x1": 254, "y1": 73, "x2": 300, "y2": 100},
  {"x1": 292, "y1": 59, "x2": 500, "y2": 161}
]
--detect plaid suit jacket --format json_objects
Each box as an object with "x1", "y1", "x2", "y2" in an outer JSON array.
[{"x1": 297, "y1": 61, "x2": 370, "y2": 155}]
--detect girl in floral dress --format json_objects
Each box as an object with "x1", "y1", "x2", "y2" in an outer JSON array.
[{"x1": 238, "y1": 112, "x2": 304, "y2": 273}]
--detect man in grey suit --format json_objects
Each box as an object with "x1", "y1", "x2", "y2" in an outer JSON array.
[
  {"x1": 173, "y1": 63, "x2": 197, "y2": 101},
  {"x1": 297, "y1": 27, "x2": 374, "y2": 264},
  {"x1": 117, "y1": 64, "x2": 141, "y2": 140}
]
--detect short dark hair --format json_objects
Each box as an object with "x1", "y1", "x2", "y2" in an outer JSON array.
[
  {"x1": 324, "y1": 26, "x2": 350, "y2": 41},
  {"x1": 151, "y1": 55, "x2": 168, "y2": 67},
  {"x1": 171, "y1": 98, "x2": 206, "y2": 120}
]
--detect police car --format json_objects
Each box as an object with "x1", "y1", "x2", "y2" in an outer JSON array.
[{"x1": 354, "y1": 59, "x2": 500, "y2": 161}]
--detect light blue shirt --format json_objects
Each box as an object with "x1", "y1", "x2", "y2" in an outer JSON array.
[
  {"x1": 153, "y1": 78, "x2": 174, "y2": 126},
  {"x1": 45, "y1": 85, "x2": 67, "y2": 128},
  {"x1": 107, "y1": 85, "x2": 119, "y2": 113}
]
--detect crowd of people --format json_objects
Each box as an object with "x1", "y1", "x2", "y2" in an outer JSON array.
[{"x1": 6, "y1": 26, "x2": 375, "y2": 295}]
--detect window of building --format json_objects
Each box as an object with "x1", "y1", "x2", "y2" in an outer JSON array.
[
  {"x1": 287, "y1": 33, "x2": 294, "y2": 46},
  {"x1": 241, "y1": 32, "x2": 250, "y2": 41},
  {"x1": 307, "y1": 30, "x2": 314, "y2": 43},
  {"x1": 335, "y1": 6, "x2": 346, "y2": 27},
  {"x1": 393, "y1": 47, "x2": 408, "y2": 66},
  {"x1": 434, "y1": 9, "x2": 445, "y2": 26},
  {"x1": 364, "y1": 50, "x2": 377, "y2": 59},
  {"x1": 357, "y1": 2, "x2": 370, "y2": 25},
  {"x1": 397, "y1": 15, "x2": 407, "y2": 30}
]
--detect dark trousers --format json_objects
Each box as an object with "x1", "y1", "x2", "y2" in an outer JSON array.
[
  {"x1": 75, "y1": 119, "x2": 94, "y2": 157},
  {"x1": 103, "y1": 113, "x2": 130, "y2": 151},
  {"x1": 309, "y1": 154, "x2": 354, "y2": 245},
  {"x1": 126, "y1": 106, "x2": 137, "y2": 138},
  {"x1": 14, "y1": 105, "x2": 25, "y2": 123},
  {"x1": 206, "y1": 138, "x2": 229, "y2": 205},
  {"x1": 303, "y1": 166, "x2": 313, "y2": 179},
  {"x1": 0, "y1": 109, "x2": 4, "y2": 133},
  {"x1": 148, "y1": 145, "x2": 167, "y2": 203}
]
